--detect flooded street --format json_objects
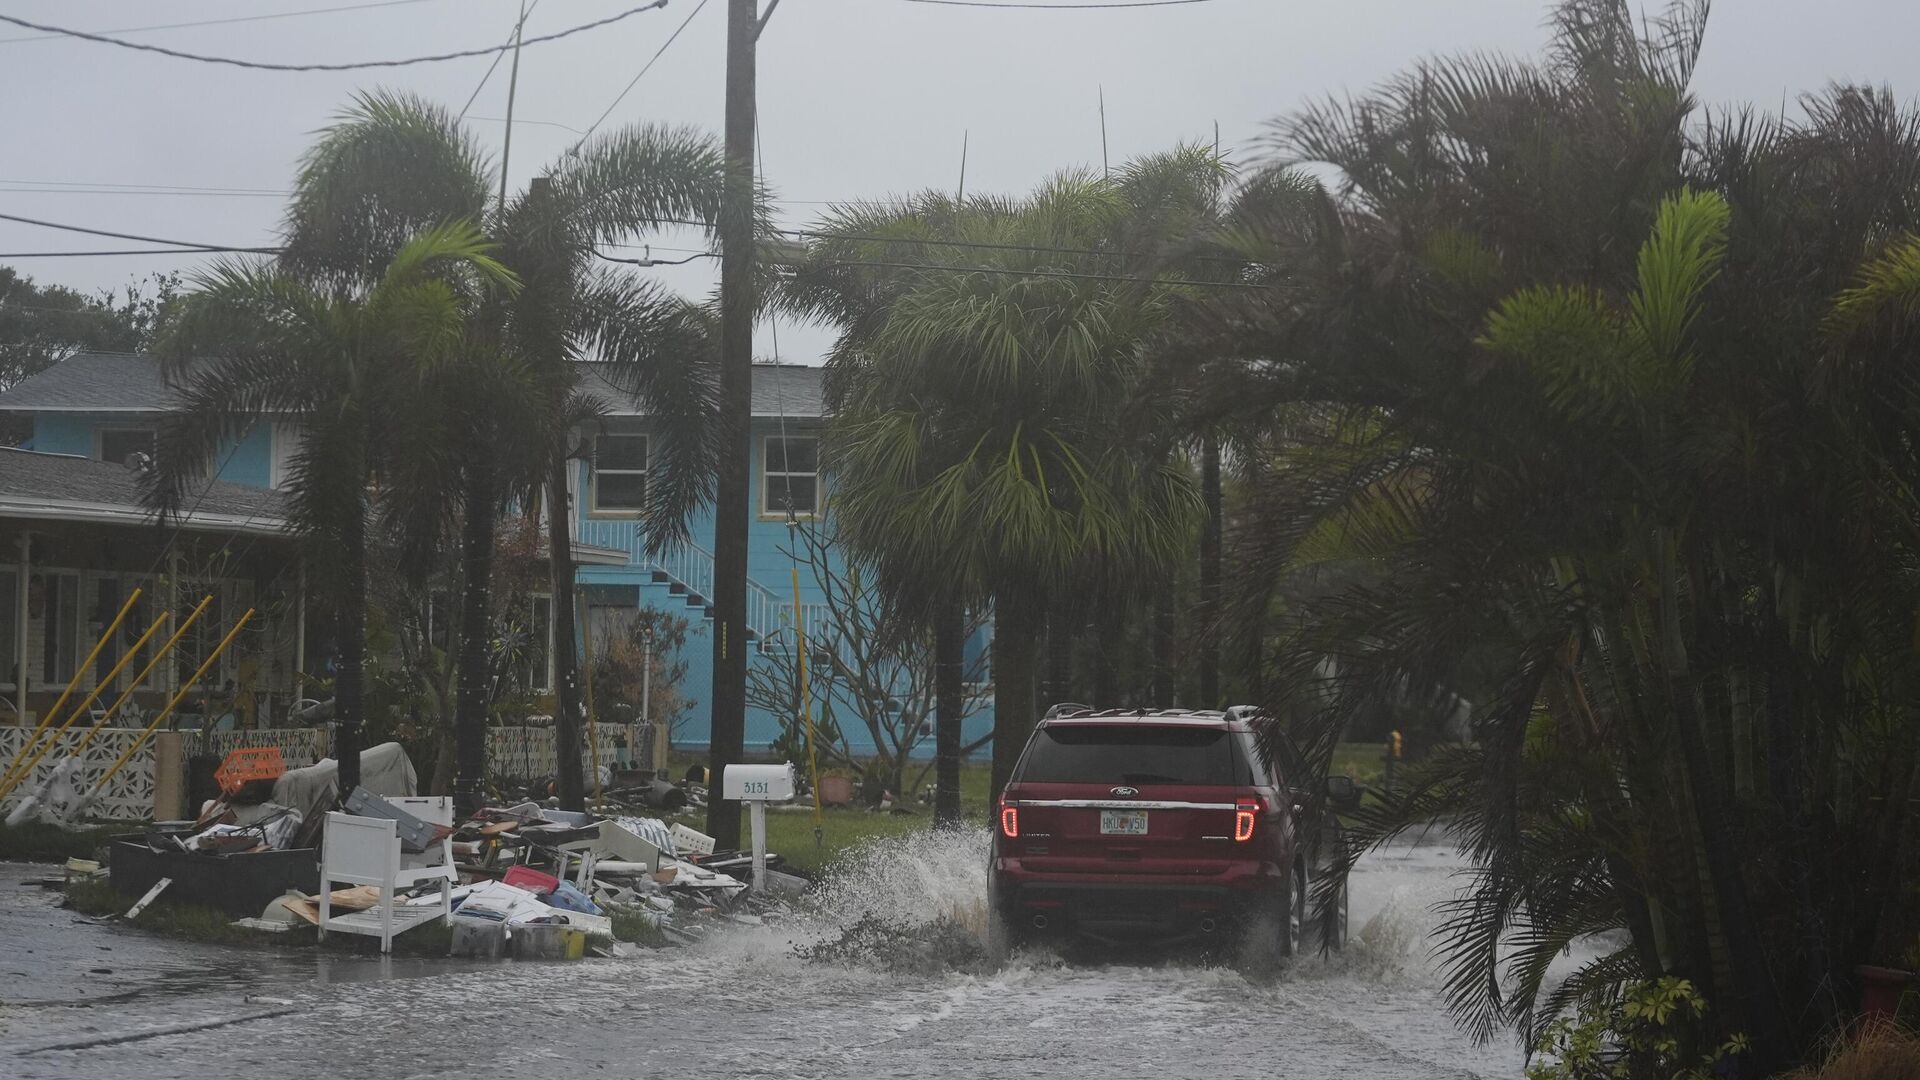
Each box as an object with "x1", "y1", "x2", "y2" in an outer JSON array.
[{"x1": 1, "y1": 834, "x2": 1524, "y2": 1079}]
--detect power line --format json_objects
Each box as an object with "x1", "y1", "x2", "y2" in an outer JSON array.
[
  {"x1": 572, "y1": 0, "x2": 712, "y2": 151},
  {"x1": 792, "y1": 228, "x2": 1248, "y2": 264},
  {"x1": 594, "y1": 249, "x2": 715, "y2": 267},
  {"x1": 0, "y1": 179, "x2": 285, "y2": 194},
  {"x1": 0, "y1": 211, "x2": 280, "y2": 254},
  {"x1": 468, "y1": 115, "x2": 588, "y2": 134},
  {"x1": 0, "y1": 188, "x2": 285, "y2": 199},
  {"x1": 898, "y1": 0, "x2": 1217, "y2": 7},
  {"x1": 0, "y1": 0, "x2": 443, "y2": 46},
  {"x1": 0, "y1": 248, "x2": 261, "y2": 259},
  {"x1": 825, "y1": 257, "x2": 1261, "y2": 288},
  {"x1": 0, "y1": 2, "x2": 669, "y2": 72},
  {"x1": 458, "y1": 0, "x2": 543, "y2": 121}
]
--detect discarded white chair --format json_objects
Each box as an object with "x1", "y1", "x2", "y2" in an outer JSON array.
[{"x1": 318, "y1": 795, "x2": 455, "y2": 953}]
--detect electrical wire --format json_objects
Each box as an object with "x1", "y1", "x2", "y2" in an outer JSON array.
[
  {"x1": 0, "y1": 188, "x2": 285, "y2": 199},
  {"x1": 0, "y1": 2, "x2": 669, "y2": 72},
  {"x1": 825, "y1": 253, "x2": 1259, "y2": 286},
  {"x1": 571, "y1": 0, "x2": 712, "y2": 152},
  {"x1": 0, "y1": 211, "x2": 280, "y2": 253},
  {"x1": 0, "y1": 179, "x2": 286, "y2": 194},
  {"x1": 0, "y1": 0, "x2": 443, "y2": 46},
  {"x1": 900, "y1": 0, "x2": 1216, "y2": 7},
  {"x1": 0, "y1": 248, "x2": 259, "y2": 259},
  {"x1": 458, "y1": 0, "x2": 543, "y2": 121},
  {"x1": 593, "y1": 249, "x2": 714, "y2": 266}
]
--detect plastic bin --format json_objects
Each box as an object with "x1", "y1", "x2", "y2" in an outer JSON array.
[{"x1": 501, "y1": 865, "x2": 560, "y2": 895}]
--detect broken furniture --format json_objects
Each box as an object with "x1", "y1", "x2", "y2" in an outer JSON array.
[
  {"x1": 108, "y1": 834, "x2": 320, "y2": 919},
  {"x1": 318, "y1": 794, "x2": 455, "y2": 953}
]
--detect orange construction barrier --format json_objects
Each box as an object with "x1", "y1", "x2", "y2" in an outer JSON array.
[{"x1": 214, "y1": 746, "x2": 286, "y2": 796}]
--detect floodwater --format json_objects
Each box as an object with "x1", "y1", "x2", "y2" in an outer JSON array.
[{"x1": 0, "y1": 832, "x2": 1532, "y2": 1079}]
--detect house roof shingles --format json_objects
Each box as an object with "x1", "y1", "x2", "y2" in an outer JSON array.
[
  {"x1": 0, "y1": 351, "x2": 826, "y2": 418},
  {"x1": 0, "y1": 446, "x2": 288, "y2": 533}
]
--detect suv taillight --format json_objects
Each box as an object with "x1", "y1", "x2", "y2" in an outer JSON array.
[
  {"x1": 999, "y1": 798, "x2": 1019, "y2": 839},
  {"x1": 1234, "y1": 797, "x2": 1261, "y2": 842}
]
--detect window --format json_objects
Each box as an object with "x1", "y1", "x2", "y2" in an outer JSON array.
[
  {"x1": 270, "y1": 422, "x2": 307, "y2": 490},
  {"x1": 762, "y1": 435, "x2": 818, "y2": 517},
  {"x1": 174, "y1": 583, "x2": 226, "y2": 691},
  {"x1": 33, "y1": 572, "x2": 81, "y2": 687},
  {"x1": 1014, "y1": 724, "x2": 1257, "y2": 787},
  {"x1": 590, "y1": 432, "x2": 648, "y2": 514},
  {"x1": 97, "y1": 427, "x2": 156, "y2": 466}
]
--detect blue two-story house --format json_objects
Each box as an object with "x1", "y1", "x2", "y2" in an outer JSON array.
[{"x1": 0, "y1": 350, "x2": 992, "y2": 760}]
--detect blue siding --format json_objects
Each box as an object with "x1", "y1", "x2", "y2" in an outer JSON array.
[
  {"x1": 24, "y1": 405, "x2": 995, "y2": 761},
  {"x1": 28, "y1": 413, "x2": 273, "y2": 487}
]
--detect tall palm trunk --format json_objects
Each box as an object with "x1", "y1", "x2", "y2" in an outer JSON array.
[
  {"x1": 1151, "y1": 585, "x2": 1175, "y2": 708},
  {"x1": 334, "y1": 498, "x2": 368, "y2": 797},
  {"x1": 1654, "y1": 537, "x2": 1787, "y2": 1069},
  {"x1": 990, "y1": 587, "x2": 1041, "y2": 798},
  {"x1": 545, "y1": 455, "x2": 586, "y2": 810},
  {"x1": 933, "y1": 599, "x2": 964, "y2": 826},
  {"x1": 453, "y1": 448, "x2": 496, "y2": 815},
  {"x1": 1198, "y1": 431, "x2": 1222, "y2": 705}
]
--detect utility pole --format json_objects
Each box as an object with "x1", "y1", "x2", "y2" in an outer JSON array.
[{"x1": 707, "y1": 0, "x2": 760, "y2": 849}]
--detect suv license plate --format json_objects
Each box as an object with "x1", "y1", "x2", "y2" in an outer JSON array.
[{"x1": 1100, "y1": 810, "x2": 1148, "y2": 836}]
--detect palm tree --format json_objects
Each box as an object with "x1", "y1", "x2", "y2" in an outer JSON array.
[
  {"x1": 146, "y1": 222, "x2": 517, "y2": 796},
  {"x1": 1186, "y1": 1, "x2": 1920, "y2": 1068},
  {"x1": 783, "y1": 156, "x2": 1219, "y2": 802},
  {"x1": 278, "y1": 91, "x2": 726, "y2": 811}
]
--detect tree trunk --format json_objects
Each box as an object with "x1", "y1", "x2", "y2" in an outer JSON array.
[
  {"x1": 453, "y1": 452, "x2": 495, "y2": 816},
  {"x1": 1654, "y1": 538, "x2": 1788, "y2": 1070},
  {"x1": 933, "y1": 599, "x2": 964, "y2": 826},
  {"x1": 1045, "y1": 604, "x2": 1074, "y2": 707},
  {"x1": 1151, "y1": 585, "x2": 1175, "y2": 708},
  {"x1": 1198, "y1": 431, "x2": 1222, "y2": 706},
  {"x1": 545, "y1": 456, "x2": 585, "y2": 811},
  {"x1": 990, "y1": 587, "x2": 1040, "y2": 798},
  {"x1": 1091, "y1": 590, "x2": 1117, "y2": 707},
  {"x1": 334, "y1": 500, "x2": 367, "y2": 798},
  {"x1": 705, "y1": 0, "x2": 758, "y2": 851}
]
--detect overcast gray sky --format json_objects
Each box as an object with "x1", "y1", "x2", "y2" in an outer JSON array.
[{"x1": 2, "y1": 0, "x2": 1914, "y2": 363}]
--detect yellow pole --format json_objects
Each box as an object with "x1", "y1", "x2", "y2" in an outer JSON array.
[
  {"x1": 0, "y1": 610, "x2": 171, "y2": 802},
  {"x1": 73, "y1": 595, "x2": 214, "y2": 754},
  {"x1": 0, "y1": 587, "x2": 143, "y2": 787},
  {"x1": 579, "y1": 592, "x2": 602, "y2": 811},
  {"x1": 87, "y1": 609, "x2": 253, "y2": 798},
  {"x1": 791, "y1": 567, "x2": 823, "y2": 839}
]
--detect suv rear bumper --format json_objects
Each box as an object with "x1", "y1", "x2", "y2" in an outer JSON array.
[{"x1": 990, "y1": 858, "x2": 1284, "y2": 944}]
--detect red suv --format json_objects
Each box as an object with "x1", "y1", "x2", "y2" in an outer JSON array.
[{"x1": 988, "y1": 705, "x2": 1348, "y2": 969}]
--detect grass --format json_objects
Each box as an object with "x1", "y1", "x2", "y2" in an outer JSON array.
[
  {"x1": 0, "y1": 821, "x2": 138, "y2": 863},
  {"x1": 1331, "y1": 742, "x2": 1389, "y2": 788},
  {"x1": 664, "y1": 761, "x2": 998, "y2": 877},
  {"x1": 669, "y1": 746, "x2": 1392, "y2": 877}
]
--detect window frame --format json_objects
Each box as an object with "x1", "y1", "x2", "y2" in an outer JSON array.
[
  {"x1": 31, "y1": 569, "x2": 83, "y2": 690},
  {"x1": 760, "y1": 433, "x2": 820, "y2": 519},
  {"x1": 94, "y1": 424, "x2": 158, "y2": 466},
  {"x1": 588, "y1": 430, "x2": 650, "y2": 517}
]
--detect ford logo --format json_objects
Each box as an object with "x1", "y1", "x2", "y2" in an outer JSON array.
[{"x1": 1110, "y1": 786, "x2": 1139, "y2": 798}]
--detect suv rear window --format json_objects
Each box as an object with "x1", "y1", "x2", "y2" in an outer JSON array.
[{"x1": 1017, "y1": 724, "x2": 1254, "y2": 786}]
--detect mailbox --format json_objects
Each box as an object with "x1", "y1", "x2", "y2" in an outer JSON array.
[{"x1": 722, "y1": 762, "x2": 797, "y2": 802}]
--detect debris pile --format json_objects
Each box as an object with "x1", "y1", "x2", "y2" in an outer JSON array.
[{"x1": 80, "y1": 744, "x2": 808, "y2": 957}]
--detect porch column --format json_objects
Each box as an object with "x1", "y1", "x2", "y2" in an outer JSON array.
[
  {"x1": 13, "y1": 531, "x2": 27, "y2": 724},
  {"x1": 293, "y1": 560, "x2": 306, "y2": 687}
]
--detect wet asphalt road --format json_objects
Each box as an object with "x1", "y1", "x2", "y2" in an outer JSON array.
[{"x1": 0, "y1": 835, "x2": 1529, "y2": 1079}]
